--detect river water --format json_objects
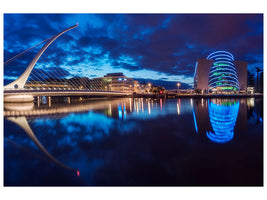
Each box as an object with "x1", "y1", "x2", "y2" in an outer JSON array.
[{"x1": 4, "y1": 97, "x2": 263, "y2": 186}]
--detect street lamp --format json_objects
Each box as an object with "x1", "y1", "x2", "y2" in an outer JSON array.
[
  {"x1": 177, "y1": 83, "x2": 180, "y2": 93},
  {"x1": 148, "y1": 83, "x2": 151, "y2": 94}
]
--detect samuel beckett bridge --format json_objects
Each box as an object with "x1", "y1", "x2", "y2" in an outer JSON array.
[{"x1": 4, "y1": 24, "x2": 131, "y2": 103}]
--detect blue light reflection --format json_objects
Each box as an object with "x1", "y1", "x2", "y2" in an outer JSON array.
[{"x1": 207, "y1": 100, "x2": 240, "y2": 143}]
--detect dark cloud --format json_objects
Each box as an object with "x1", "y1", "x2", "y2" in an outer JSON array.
[
  {"x1": 113, "y1": 62, "x2": 141, "y2": 71},
  {"x1": 4, "y1": 14, "x2": 263, "y2": 89}
]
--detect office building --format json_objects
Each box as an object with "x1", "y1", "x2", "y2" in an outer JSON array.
[{"x1": 93, "y1": 73, "x2": 139, "y2": 93}]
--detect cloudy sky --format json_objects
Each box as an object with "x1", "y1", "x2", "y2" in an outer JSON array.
[{"x1": 3, "y1": 14, "x2": 263, "y2": 89}]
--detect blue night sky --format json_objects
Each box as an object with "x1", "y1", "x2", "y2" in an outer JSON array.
[{"x1": 3, "y1": 14, "x2": 263, "y2": 89}]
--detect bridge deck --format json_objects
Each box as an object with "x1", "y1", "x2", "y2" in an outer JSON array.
[{"x1": 4, "y1": 89, "x2": 132, "y2": 97}]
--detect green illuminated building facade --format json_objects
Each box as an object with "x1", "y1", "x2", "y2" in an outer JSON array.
[{"x1": 194, "y1": 51, "x2": 247, "y2": 93}]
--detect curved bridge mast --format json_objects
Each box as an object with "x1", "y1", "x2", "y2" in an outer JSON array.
[{"x1": 4, "y1": 24, "x2": 78, "y2": 90}]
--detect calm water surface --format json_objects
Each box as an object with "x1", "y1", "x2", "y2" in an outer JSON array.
[{"x1": 4, "y1": 97, "x2": 263, "y2": 186}]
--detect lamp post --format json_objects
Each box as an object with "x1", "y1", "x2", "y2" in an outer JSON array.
[
  {"x1": 148, "y1": 83, "x2": 151, "y2": 94},
  {"x1": 177, "y1": 83, "x2": 180, "y2": 94}
]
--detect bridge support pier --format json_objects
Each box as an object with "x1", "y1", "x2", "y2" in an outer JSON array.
[
  {"x1": 37, "y1": 96, "x2": 40, "y2": 107},
  {"x1": 48, "y1": 96, "x2": 51, "y2": 107}
]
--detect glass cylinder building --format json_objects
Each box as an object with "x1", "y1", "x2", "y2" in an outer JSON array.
[{"x1": 207, "y1": 51, "x2": 239, "y2": 92}]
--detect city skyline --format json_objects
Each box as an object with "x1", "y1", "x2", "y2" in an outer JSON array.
[{"x1": 4, "y1": 14, "x2": 263, "y2": 89}]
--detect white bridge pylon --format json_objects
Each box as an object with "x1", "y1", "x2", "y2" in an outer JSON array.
[{"x1": 4, "y1": 24, "x2": 78, "y2": 90}]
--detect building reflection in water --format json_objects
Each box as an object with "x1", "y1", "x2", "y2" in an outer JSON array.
[
  {"x1": 207, "y1": 99, "x2": 240, "y2": 143},
  {"x1": 247, "y1": 97, "x2": 263, "y2": 124},
  {"x1": 193, "y1": 98, "x2": 246, "y2": 143}
]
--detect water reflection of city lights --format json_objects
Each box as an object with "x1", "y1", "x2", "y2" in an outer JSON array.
[
  {"x1": 129, "y1": 98, "x2": 132, "y2": 112},
  {"x1": 108, "y1": 104, "x2": 112, "y2": 116},
  {"x1": 192, "y1": 109, "x2": 198, "y2": 134},
  {"x1": 160, "y1": 98, "x2": 162, "y2": 110},
  {"x1": 118, "y1": 104, "x2": 122, "y2": 119},
  {"x1": 207, "y1": 99, "x2": 240, "y2": 143},
  {"x1": 141, "y1": 99, "x2": 144, "y2": 112},
  {"x1": 123, "y1": 103, "x2": 127, "y2": 118},
  {"x1": 148, "y1": 101, "x2": 151, "y2": 115},
  {"x1": 247, "y1": 98, "x2": 255, "y2": 107},
  {"x1": 177, "y1": 99, "x2": 181, "y2": 115}
]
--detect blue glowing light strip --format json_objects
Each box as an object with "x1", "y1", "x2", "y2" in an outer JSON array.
[
  {"x1": 210, "y1": 69, "x2": 238, "y2": 77},
  {"x1": 206, "y1": 101, "x2": 239, "y2": 143},
  {"x1": 209, "y1": 83, "x2": 239, "y2": 90},
  {"x1": 209, "y1": 68, "x2": 238, "y2": 76},
  {"x1": 211, "y1": 65, "x2": 237, "y2": 72},
  {"x1": 214, "y1": 57, "x2": 233, "y2": 62},
  {"x1": 212, "y1": 61, "x2": 235, "y2": 66},
  {"x1": 209, "y1": 79, "x2": 238, "y2": 86},
  {"x1": 206, "y1": 131, "x2": 234, "y2": 143},
  {"x1": 209, "y1": 82, "x2": 239, "y2": 88},
  {"x1": 210, "y1": 67, "x2": 238, "y2": 74},
  {"x1": 118, "y1": 104, "x2": 122, "y2": 119},
  {"x1": 209, "y1": 71, "x2": 238, "y2": 78},
  {"x1": 207, "y1": 50, "x2": 234, "y2": 59},
  {"x1": 207, "y1": 51, "x2": 234, "y2": 60},
  {"x1": 209, "y1": 73, "x2": 238, "y2": 80},
  {"x1": 209, "y1": 80, "x2": 238, "y2": 87},
  {"x1": 208, "y1": 54, "x2": 234, "y2": 61},
  {"x1": 192, "y1": 109, "x2": 198, "y2": 134},
  {"x1": 213, "y1": 60, "x2": 235, "y2": 66},
  {"x1": 209, "y1": 75, "x2": 239, "y2": 83},
  {"x1": 210, "y1": 115, "x2": 237, "y2": 122},
  {"x1": 209, "y1": 73, "x2": 238, "y2": 81}
]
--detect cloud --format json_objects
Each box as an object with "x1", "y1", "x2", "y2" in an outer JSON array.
[{"x1": 4, "y1": 14, "x2": 263, "y2": 89}]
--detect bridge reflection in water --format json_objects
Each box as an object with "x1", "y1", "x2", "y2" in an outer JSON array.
[
  {"x1": 4, "y1": 97, "x2": 182, "y2": 176},
  {"x1": 4, "y1": 98, "x2": 136, "y2": 176},
  {"x1": 6, "y1": 116, "x2": 80, "y2": 176}
]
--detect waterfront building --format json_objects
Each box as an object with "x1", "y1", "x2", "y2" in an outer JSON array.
[
  {"x1": 133, "y1": 80, "x2": 141, "y2": 93},
  {"x1": 255, "y1": 70, "x2": 263, "y2": 93},
  {"x1": 234, "y1": 61, "x2": 247, "y2": 91},
  {"x1": 93, "y1": 73, "x2": 138, "y2": 93},
  {"x1": 194, "y1": 51, "x2": 247, "y2": 93}
]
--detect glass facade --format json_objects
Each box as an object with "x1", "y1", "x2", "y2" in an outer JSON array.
[{"x1": 208, "y1": 51, "x2": 239, "y2": 92}]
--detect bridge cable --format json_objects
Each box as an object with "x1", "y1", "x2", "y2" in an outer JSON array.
[
  {"x1": 4, "y1": 37, "x2": 52, "y2": 66},
  {"x1": 35, "y1": 47, "x2": 81, "y2": 90}
]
